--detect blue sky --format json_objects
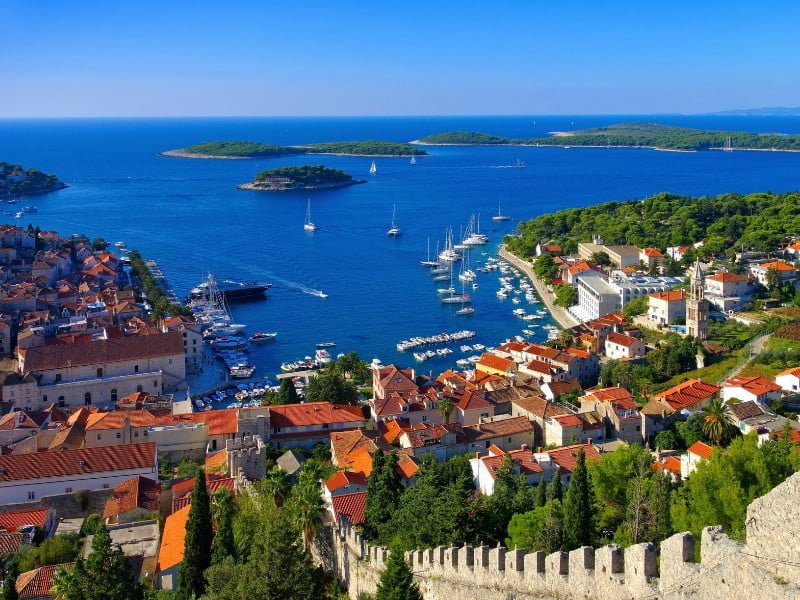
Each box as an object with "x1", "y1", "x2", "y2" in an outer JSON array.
[{"x1": 3, "y1": 0, "x2": 800, "y2": 117}]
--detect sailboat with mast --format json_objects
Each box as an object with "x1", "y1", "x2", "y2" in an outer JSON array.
[
  {"x1": 409, "y1": 155, "x2": 417, "y2": 165},
  {"x1": 492, "y1": 198, "x2": 511, "y2": 222},
  {"x1": 387, "y1": 204, "x2": 400, "y2": 237},
  {"x1": 369, "y1": 161, "x2": 377, "y2": 175},
  {"x1": 303, "y1": 198, "x2": 317, "y2": 232},
  {"x1": 420, "y1": 237, "x2": 439, "y2": 267}
]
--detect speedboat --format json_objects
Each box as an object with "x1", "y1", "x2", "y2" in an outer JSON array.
[{"x1": 249, "y1": 332, "x2": 277, "y2": 343}]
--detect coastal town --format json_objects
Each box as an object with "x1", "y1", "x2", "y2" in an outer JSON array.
[{"x1": 0, "y1": 211, "x2": 796, "y2": 598}]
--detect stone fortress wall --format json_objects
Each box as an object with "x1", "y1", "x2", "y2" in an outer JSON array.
[{"x1": 329, "y1": 471, "x2": 800, "y2": 599}]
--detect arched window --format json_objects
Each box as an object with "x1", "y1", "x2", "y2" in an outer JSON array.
[{"x1": 84, "y1": 392, "x2": 92, "y2": 405}]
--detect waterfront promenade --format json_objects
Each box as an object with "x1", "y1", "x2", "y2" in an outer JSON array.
[{"x1": 499, "y1": 245, "x2": 579, "y2": 330}]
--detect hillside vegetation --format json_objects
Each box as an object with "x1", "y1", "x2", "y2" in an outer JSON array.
[
  {"x1": 506, "y1": 191, "x2": 800, "y2": 257},
  {"x1": 183, "y1": 141, "x2": 304, "y2": 157},
  {"x1": 305, "y1": 140, "x2": 427, "y2": 155},
  {"x1": 417, "y1": 122, "x2": 800, "y2": 151},
  {"x1": 1, "y1": 162, "x2": 66, "y2": 195},
  {"x1": 253, "y1": 165, "x2": 354, "y2": 186}
]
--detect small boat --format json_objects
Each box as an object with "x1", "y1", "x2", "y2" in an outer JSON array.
[
  {"x1": 492, "y1": 198, "x2": 511, "y2": 222},
  {"x1": 230, "y1": 364, "x2": 256, "y2": 379},
  {"x1": 304, "y1": 198, "x2": 317, "y2": 232},
  {"x1": 249, "y1": 332, "x2": 277, "y2": 343},
  {"x1": 387, "y1": 204, "x2": 400, "y2": 237},
  {"x1": 370, "y1": 161, "x2": 377, "y2": 175},
  {"x1": 456, "y1": 306, "x2": 475, "y2": 316},
  {"x1": 437, "y1": 287, "x2": 456, "y2": 295},
  {"x1": 512, "y1": 158, "x2": 525, "y2": 168},
  {"x1": 316, "y1": 341, "x2": 336, "y2": 348},
  {"x1": 315, "y1": 349, "x2": 332, "y2": 366},
  {"x1": 410, "y1": 155, "x2": 417, "y2": 165},
  {"x1": 420, "y1": 238, "x2": 439, "y2": 268}
]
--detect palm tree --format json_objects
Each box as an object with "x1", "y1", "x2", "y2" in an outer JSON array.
[
  {"x1": 290, "y1": 478, "x2": 324, "y2": 550},
  {"x1": 701, "y1": 397, "x2": 733, "y2": 445},
  {"x1": 261, "y1": 466, "x2": 291, "y2": 507},
  {"x1": 438, "y1": 396, "x2": 454, "y2": 424}
]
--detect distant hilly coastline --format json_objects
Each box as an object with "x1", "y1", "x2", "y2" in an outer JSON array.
[
  {"x1": 412, "y1": 122, "x2": 800, "y2": 152},
  {"x1": 707, "y1": 107, "x2": 800, "y2": 116},
  {"x1": 162, "y1": 140, "x2": 427, "y2": 159}
]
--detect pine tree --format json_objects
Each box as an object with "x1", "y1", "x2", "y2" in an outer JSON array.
[
  {"x1": 535, "y1": 476, "x2": 548, "y2": 507},
  {"x1": 375, "y1": 547, "x2": 422, "y2": 600},
  {"x1": 562, "y1": 449, "x2": 595, "y2": 549},
  {"x1": 547, "y1": 471, "x2": 563, "y2": 502},
  {"x1": 178, "y1": 475, "x2": 214, "y2": 599},
  {"x1": 1, "y1": 561, "x2": 18, "y2": 600},
  {"x1": 363, "y1": 452, "x2": 404, "y2": 541},
  {"x1": 211, "y1": 489, "x2": 236, "y2": 564},
  {"x1": 277, "y1": 378, "x2": 300, "y2": 404}
]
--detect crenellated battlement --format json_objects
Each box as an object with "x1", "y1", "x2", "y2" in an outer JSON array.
[{"x1": 329, "y1": 471, "x2": 800, "y2": 599}]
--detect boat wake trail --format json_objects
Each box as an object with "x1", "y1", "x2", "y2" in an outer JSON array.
[{"x1": 258, "y1": 274, "x2": 328, "y2": 299}]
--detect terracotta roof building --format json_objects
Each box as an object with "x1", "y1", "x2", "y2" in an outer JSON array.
[
  {"x1": 268, "y1": 402, "x2": 366, "y2": 449},
  {"x1": 16, "y1": 563, "x2": 74, "y2": 600},
  {"x1": 156, "y1": 505, "x2": 189, "y2": 591},
  {"x1": 329, "y1": 491, "x2": 367, "y2": 525},
  {"x1": 722, "y1": 375, "x2": 782, "y2": 406},
  {"x1": 102, "y1": 475, "x2": 162, "y2": 524}
]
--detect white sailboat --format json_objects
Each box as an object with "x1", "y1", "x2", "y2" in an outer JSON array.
[
  {"x1": 303, "y1": 198, "x2": 317, "y2": 232},
  {"x1": 723, "y1": 136, "x2": 733, "y2": 151},
  {"x1": 369, "y1": 161, "x2": 377, "y2": 175},
  {"x1": 492, "y1": 198, "x2": 511, "y2": 222},
  {"x1": 410, "y1": 155, "x2": 417, "y2": 165},
  {"x1": 387, "y1": 204, "x2": 400, "y2": 237},
  {"x1": 420, "y1": 237, "x2": 439, "y2": 268}
]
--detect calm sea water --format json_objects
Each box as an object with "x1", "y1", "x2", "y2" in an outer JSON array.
[{"x1": 2, "y1": 115, "x2": 800, "y2": 390}]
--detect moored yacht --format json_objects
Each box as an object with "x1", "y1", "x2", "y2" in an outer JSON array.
[{"x1": 304, "y1": 198, "x2": 317, "y2": 232}]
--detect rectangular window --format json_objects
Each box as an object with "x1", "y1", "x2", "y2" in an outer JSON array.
[
  {"x1": 65, "y1": 487, "x2": 72, "y2": 493},
  {"x1": 116, "y1": 432, "x2": 121, "y2": 439},
  {"x1": 102, "y1": 484, "x2": 110, "y2": 489},
  {"x1": 27, "y1": 491, "x2": 35, "y2": 500},
  {"x1": 55, "y1": 374, "x2": 62, "y2": 383},
  {"x1": 97, "y1": 434, "x2": 101, "y2": 440}
]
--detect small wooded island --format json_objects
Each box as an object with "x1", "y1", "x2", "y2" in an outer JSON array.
[
  {"x1": 1, "y1": 162, "x2": 67, "y2": 196},
  {"x1": 415, "y1": 122, "x2": 800, "y2": 151},
  {"x1": 238, "y1": 165, "x2": 366, "y2": 192},
  {"x1": 163, "y1": 139, "x2": 427, "y2": 158}
]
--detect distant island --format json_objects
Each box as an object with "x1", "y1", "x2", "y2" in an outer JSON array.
[
  {"x1": 0, "y1": 162, "x2": 67, "y2": 196},
  {"x1": 163, "y1": 139, "x2": 426, "y2": 159},
  {"x1": 708, "y1": 107, "x2": 800, "y2": 116},
  {"x1": 238, "y1": 165, "x2": 366, "y2": 192},
  {"x1": 414, "y1": 122, "x2": 800, "y2": 151}
]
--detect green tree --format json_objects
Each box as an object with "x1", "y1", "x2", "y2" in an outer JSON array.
[
  {"x1": 1, "y1": 560, "x2": 18, "y2": 600},
  {"x1": 700, "y1": 397, "x2": 734, "y2": 446},
  {"x1": 765, "y1": 267, "x2": 781, "y2": 290},
  {"x1": 79, "y1": 514, "x2": 105, "y2": 537},
  {"x1": 211, "y1": 489, "x2": 236, "y2": 564},
  {"x1": 59, "y1": 528, "x2": 144, "y2": 600},
  {"x1": 506, "y1": 499, "x2": 564, "y2": 553},
  {"x1": 547, "y1": 472, "x2": 563, "y2": 503},
  {"x1": 589, "y1": 444, "x2": 652, "y2": 537},
  {"x1": 375, "y1": 547, "x2": 422, "y2": 600},
  {"x1": 363, "y1": 453, "x2": 404, "y2": 541},
  {"x1": 591, "y1": 251, "x2": 611, "y2": 266},
  {"x1": 18, "y1": 534, "x2": 82, "y2": 572},
  {"x1": 334, "y1": 352, "x2": 370, "y2": 383},
  {"x1": 534, "y1": 476, "x2": 548, "y2": 508},
  {"x1": 178, "y1": 476, "x2": 213, "y2": 599},
  {"x1": 304, "y1": 368, "x2": 358, "y2": 405},
  {"x1": 562, "y1": 449, "x2": 595, "y2": 549},
  {"x1": 438, "y1": 396, "x2": 454, "y2": 424},
  {"x1": 288, "y1": 463, "x2": 326, "y2": 550},
  {"x1": 622, "y1": 296, "x2": 648, "y2": 320},
  {"x1": 533, "y1": 254, "x2": 558, "y2": 281},
  {"x1": 276, "y1": 378, "x2": 300, "y2": 405},
  {"x1": 653, "y1": 429, "x2": 678, "y2": 451},
  {"x1": 553, "y1": 284, "x2": 577, "y2": 308},
  {"x1": 646, "y1": 472, "x2": 673, "y2": 543},
  {"x1": 260, "y1": 466, "x2": 291, "y2": 508}
]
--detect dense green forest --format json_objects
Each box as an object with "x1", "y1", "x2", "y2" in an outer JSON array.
[
  {"x1": 305, "y1": 140, "x2": 427, "y2": 155},
  {"x1": 182, "y1": 141, "x2": 304, "y2": 157},
  {"x1": 416, "y1": 122, "x2": 800, "y2": 151},
  {"x1": 253, "y1": 165, "x2": 355, "y2": 186},
  {"x1": 0, "y1": 162, "x2": 66, "y2": 195},
  {"x1": 506, "y1": 191, "x2": 800, "y2": 257},
  {"x1": 415, "y1": 131, "x2": 515, "y2": 145}
]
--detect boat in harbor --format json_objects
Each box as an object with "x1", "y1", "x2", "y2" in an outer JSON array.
[
  {"x1": 492, "y1": 198, "x2": 511, "y2": 222},
  {"x1": 420, "y1": 237, "x2": 439, "y2": 268},
  {"x1": 438, "y1": 228, "x2": 462, "y2": 262},
  {"x1": 455, "y1": 306, "x2": 475, "y2": 316},
  {"x1": 249, "y1": 331, "x2": 277, "y2": 343},
  {"x1": 370, "y1": 160, "x2": 377, "y2": 175},
  {"x1": 316, "y1": 341, "x2": 336, "y2": 348},
  {"x1": 230, "y1": 363, "x2": 256, "y2": 379},
  {"x1": 410, "y1": 155, "x2": 417, "y2": 165},
  {"x1": 304, "y1": 198, "x2": 317, "y2": 232},
  {"x1": 387, "y1": 204, "x2": 400, "y2": 236},
  {"x1": 188, "y1": 277, "x2": 270, "y2": 303}
]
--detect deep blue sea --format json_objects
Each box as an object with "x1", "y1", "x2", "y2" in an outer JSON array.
[{"x1": 2, "y1": 115, "x2": 800, "y2": 391}]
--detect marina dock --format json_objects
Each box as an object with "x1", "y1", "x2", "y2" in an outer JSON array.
[{"x1": 145, "y1": 259, "x2": 180, "y2": 304}]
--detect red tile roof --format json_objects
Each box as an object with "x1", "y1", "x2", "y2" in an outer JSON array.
[
  {"x1": 724, "y1": 375, "x2": 781, "y2": 397},
  {"x1": 479, "y1": 449, "x2": 543, "y2": 479},
  {"x1": 551, "y1": 413, "x2": 583, "y2": 428},
  {"x1": 547, "y1": 443, "x2": 602, "y2": 473},
  {"x1": 330, "y1": 491, "x2": 367, "y2": 525},
  {"x1": 396, "y1": 455, "x2": 419, "y2": 479},
  {"x1": 0, "y1": 508, "x2": 51, "y2": 533},
  {"x1": 707, "y1": 271, "x2": 748, "y2": 283},
  {"x1": 463, "y1": 416, "x2": 533, "y2": 442},
  {"x1": 606, "y1": 332, "x2": 641, "y2": 348},
  {"x1": 653, "y1": 455, "x2": 681, "y2": 476},
  {"x1": 0, "y1": 532, "x2": 24, "y2": 556},
  {"x1": 102, "y1": 475, "x2": 162, "y2": 520},
  {"x1": 778, "y1": 366, "x2": 800, "y2": 379},
  {"x1": 20, "y1": 331, "x2": 184, "y2": 372},
  {"x1": 171, "y1": 476, "x2": 235, "y2": 512},
  {"x1": 688, "y1": 441, "x2": 713, "y2": 460},
  {"x1": 583, "y1": 386, "x2": 633, "y2": 404},
  {"x1": 757, "y1": 260, "x2": 795, "y2": 272},
  {"x1": 650, "y1": 290, "x2": 687, "y2": 302},
  {"x1": 642, "y1": 247, "x2": 663, "y2": 258},
  {"x1": 325, "y1": 470, "x2": 368, "y2": 493},
  {"x1": 476, "y1": 353, "x2": 515, "y2": 373},
  {"x1": 655, "y1": 379, "x2": 720, "y2": 411},
  {"x1": 16, "y1": 563, "x2": 74, "y2": 600},
  {"x1": 455, "y1": 390, "x2": 491, "y2": 412},
  {"x1": 157, "y1": 505, "x2": 189, "y2": 572},
  {"x1": 0, "y1": 443, "x2": 156, "y2": 482},
  {"x1": 269, "y1": 402, "x2": 364, "y2": 429}
]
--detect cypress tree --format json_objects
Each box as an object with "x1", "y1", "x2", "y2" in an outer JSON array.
[
  {"x1": 547, "y1": 471, "x2": 563, "y2": 503},
  {"x1": 277, "y1": 378, "x2": 299, "y2": 404},
  {"x1": 211, "y1": 489, "x2": 237, "y2": 564},
  {"x1": 535, "y1": 476, "x2": 548, "y2": 507},
  {"x1": 375, "y1": 547, "x2": 422, "y2": 600},
  {"x1": 1, "y1": 561, "x2": 18, "y2": 600},
  {"x1": 178, "y1": 475, "x2": 214, "y2": 599},
  {"x1": 363, "y1": 452, "x2": 404, "y2": 541},
  {"x1": 562, "y1": 449, "x2": 595, "y2": 549}
]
